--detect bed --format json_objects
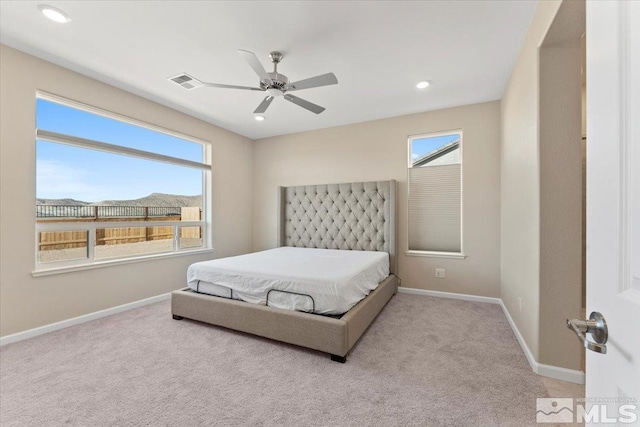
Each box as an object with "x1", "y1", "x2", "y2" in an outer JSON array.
[
  {"x1": 186, "y1": 246, "x2": 390, "y2": 315},
  {"x1": 171, "y1": 180, "x2": 398, "y2": 362}
]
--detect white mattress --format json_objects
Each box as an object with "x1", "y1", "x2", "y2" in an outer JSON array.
[{"x1": 187, "y1": 247, "x2": 389, "y2": 315}]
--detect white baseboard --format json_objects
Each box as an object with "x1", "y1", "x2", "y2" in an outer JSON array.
[
  {"x1": 498, "y1": 300, "x2": 585, "y2": 385},
  {"x1": 398, "y1": 286, "x2": 502, "y2": 305},
  {"x1": 0, "y1": 292, "x2": 171, "y2": 347},
  {"x1": 497, "y1": 299, "x2": 539, "y2": 373},
  {"x1": 536, "y1": 363, "x2": 585, "y2": 384},
  {"x1": 398, "y1": 286, "x2": 585, "y2": 385}
]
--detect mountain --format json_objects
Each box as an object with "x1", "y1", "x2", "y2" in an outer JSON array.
[
  {"x1": 37, "y1": 193, "x2": 202, "y2": 207},
  {"x1": 36, "y1": 198, "x2": 90, "y2": 206},
  {"x1": 91, "y1": 193, "x2": 202, "y2": 208}
]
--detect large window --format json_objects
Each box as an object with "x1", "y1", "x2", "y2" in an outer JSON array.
[
  {"x1": 407, "y1": 130, "x2": 463, "y2": 256},
  {"x1": 35, "y1": 93, "x2": 211, "y2": 273}
]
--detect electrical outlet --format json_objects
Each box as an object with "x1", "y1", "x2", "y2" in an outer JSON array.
[
  {"x1": 518, "y1": 297, "x2": 522, "y2": 312},
  {"x1": 435, "y1": 268, "x2": 445, "y2": 278}
]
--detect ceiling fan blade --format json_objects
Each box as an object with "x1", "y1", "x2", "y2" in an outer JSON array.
[
  {"x1": 288, "y1": 73, "x2": 338, "y2": 92},
  {"x1": 254, "y1": 96, "x2": 274, "y2": 114},
  {"x1": 283, "y1": 94, "x2": 326, "y2": 114},
  {"x1": 237, "y1": 49, "x2": 272, "y2": 84},
  {"x1": 202, "y1": 82, "x2": 263, "y2": 91},
  {"x1": 171, "y1": 73, "x2": 262, "y2": 91}
]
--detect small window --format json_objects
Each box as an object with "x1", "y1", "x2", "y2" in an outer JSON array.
[
  {"x1": 94, "y1": 227, "x2": 174, "y2": 260},
  {"x1": 38, "y1": 230, "x2": 88, "y2": 263},
  {"x1": 35, "y1": 94, "x2": 211, "y2": 271},
  {"x1": 407, "y1": 130, "x2": 462, "y2": 254}
]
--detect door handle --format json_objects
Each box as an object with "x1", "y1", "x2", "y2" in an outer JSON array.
[{"x1": 566, "y1": 312, "x2": 608, "y2": 354}]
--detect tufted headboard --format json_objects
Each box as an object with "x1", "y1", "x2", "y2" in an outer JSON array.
[{"x1": 277, "y1": 180, "x2": 396, "y2": 274}]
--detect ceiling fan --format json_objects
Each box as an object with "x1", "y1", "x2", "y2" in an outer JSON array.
[{"x1": 170, "y1": 50, "x2": 338, "y2": 115}]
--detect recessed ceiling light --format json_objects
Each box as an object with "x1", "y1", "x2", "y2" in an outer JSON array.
[
  {"x1": 37, "y1": 4, "x2": 72, "y2": 23},
  {"x1": 255, "y1": 116, "x2": 265, "y2": 122},
  {"x1": 416, "y1": 81, "x2": 430, "y2": 89}
]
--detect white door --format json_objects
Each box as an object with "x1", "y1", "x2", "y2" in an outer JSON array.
[{"x1": 586, "y1": 0, "x2": 640, "y2": 424}]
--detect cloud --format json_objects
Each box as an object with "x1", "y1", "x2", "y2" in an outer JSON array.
[
  {"x1": 37, "y1": 160, "x2": 107, "y2": 202},
  {"x1": 411, "y1": 153, "x2": 420, "y2": 160}
]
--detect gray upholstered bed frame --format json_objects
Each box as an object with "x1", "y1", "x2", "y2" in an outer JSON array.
[
  {"x1": 171, "y1": 180, "x2": 398, "y2": 362},
  {"x1": 277, "y1": 180, "x2": 396, "y2": 274}
]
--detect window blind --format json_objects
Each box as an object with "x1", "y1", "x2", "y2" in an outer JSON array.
[{"x1": 408, "y1": 164, "x2": 461, "y2": 252}]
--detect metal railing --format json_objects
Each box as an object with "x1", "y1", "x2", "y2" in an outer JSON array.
[{"x1": 36, "y1": 205, "x2": 185, "y2": 219}]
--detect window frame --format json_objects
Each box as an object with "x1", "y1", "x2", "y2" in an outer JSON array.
[
  {"x1": 33, "y1": 91, "x2": 213, "y2": 276},
  {"x1": 405, "y1": 129, "x2": 466, "y2": 259}
]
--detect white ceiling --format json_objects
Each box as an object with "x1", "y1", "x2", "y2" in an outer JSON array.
[{"x1": 0, "y1": 1, "x2": 538, "y2": 140}]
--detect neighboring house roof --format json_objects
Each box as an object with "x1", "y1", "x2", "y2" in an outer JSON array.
[{"x1": 412, "y1": 139, "x2": 460, "y2": 167}]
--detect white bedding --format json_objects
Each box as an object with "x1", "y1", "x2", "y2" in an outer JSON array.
[{"x1": 187, "y1": 247, "x2": 389, "y2": 315}]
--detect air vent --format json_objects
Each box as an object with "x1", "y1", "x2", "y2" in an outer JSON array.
[
  {"x1": 172, "y1": 75, "x2": 192, "y2": 84},
  {"x1": 169, "y1": 73, "x2": 203, "y2": 90}
]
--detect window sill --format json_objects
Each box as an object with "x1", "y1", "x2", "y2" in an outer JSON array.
[
  {"x1": 32, "y1": 248, "x2": 214, "y2": 277},
  {"x1": 405, "y1": 250, "x2": 467, "y2": 260}
]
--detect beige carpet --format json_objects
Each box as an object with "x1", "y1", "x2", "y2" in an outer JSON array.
[{"x1": 0, "y1": 294, "x2": 548, "y2": 426}]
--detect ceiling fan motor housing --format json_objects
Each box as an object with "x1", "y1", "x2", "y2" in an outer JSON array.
[
  {"x1": 262, "y1": 72, "x2": 289, "y2": 96},
  {"x1": 260, "y1": 51, "x2": 289, "y2": 96}
]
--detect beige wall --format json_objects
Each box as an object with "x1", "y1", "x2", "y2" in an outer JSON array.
[
  {"x1": 539, "y1": 45, "x2": 583, "y2": 370},
  {"x1": 253, "y1": 101, "x2": 501, "y2": 297},
  {"x1": 500, "y1": 0, "x2": 562, "y2": 361},
  {"x1": 538, "y1": 0, "x2": 585, "y2": 371},
  {"x1": 501, "y1": 0, "x2": 585, "y2": 372},
  {"x1": 0, "y1": 45, "x2": 254, "y2": 336}
]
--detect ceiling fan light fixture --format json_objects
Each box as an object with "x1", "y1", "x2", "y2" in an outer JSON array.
[
  {"x1": 37, "y1": 4, "x2": 71, "y2": 23},
  {"x1": 254, "y1": 115, "x2": 265, "y2": 122},
  {"x1": 267, "y1": 88, "x2": 284, "y2": 97},
  {"x1": 416, "y1": 80, "x2": 430, "y2": 89}
]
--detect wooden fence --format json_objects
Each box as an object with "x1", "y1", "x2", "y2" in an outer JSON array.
[
  {"x1": 38, "y1": 207, "x2": 202, "y2": 251},
  {"x1": 39, "y1": 230, "x2": 89, "y2": 250},
  {"x1": 180, "y1": 207, "x2": 201, "y2": 239}
]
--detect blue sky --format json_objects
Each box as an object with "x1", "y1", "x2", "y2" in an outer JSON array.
[
  {"x1": 36, "y1": 99, "x2": 203, "y2": 202},
  {"x1": 411, "y1": 134, "x2": 459, "y2": 161}
]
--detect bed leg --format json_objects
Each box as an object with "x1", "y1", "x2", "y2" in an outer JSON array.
[
  {"x1": 330, "y1": 354, "x2": 347, "y2": 363},
  {"x1": 172, "y1": 314, "x2": 184, "y2": 320}
]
